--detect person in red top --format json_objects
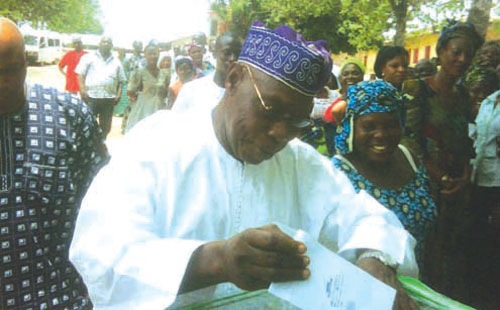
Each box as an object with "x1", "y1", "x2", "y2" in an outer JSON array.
[{"x1": 59, "y1": 37, "x2": 86, "y2": 93}]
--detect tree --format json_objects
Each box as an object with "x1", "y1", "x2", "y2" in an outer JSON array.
[
  {"x1": 211, "y1": 0, "x2": 481, "y2": 54},
  {"x1": 260, "y1": 0, "x2": 358, "y2": 54},
  {"x1": 338, "y1": 0, "x2": 391, "y2": 52},
  {"x1": 226, "y1": 0, "x2": 269, "y2": 41},
  {"x1": 389, "y1": 0, "x2": 410, "y2": 46},
  {"x1": 467, "y1": 0, "x2": 493, "y2": 38},
  {"x1": 0, "y1": 0, "x2": 103, "y2": 34},
  {"x1": 213, "y1": 0, "x2": 389, "y2": 54}
]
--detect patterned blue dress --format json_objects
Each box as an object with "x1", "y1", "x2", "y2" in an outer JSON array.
[{"x1": 332, "y1": 145, "x2": 437, "y2": 266}]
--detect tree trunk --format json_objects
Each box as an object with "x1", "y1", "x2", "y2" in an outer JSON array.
[
  {"x1": 467, "y1": 0, "x2": 493, "y2": 39},
  {"x1": 390, "y1": 0, "x2": 408, "y2": 46}
]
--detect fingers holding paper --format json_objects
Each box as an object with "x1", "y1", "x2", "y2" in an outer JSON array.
[{"x1": 222, "y1": 224, "x2": 311, "y2": 290}]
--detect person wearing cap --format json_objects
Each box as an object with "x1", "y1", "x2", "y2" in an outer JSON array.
[
  {"x1": 70, "y1": 22, "x2": 418, "y2": 310},
  {"x1": 58, "y1": 37, "x2": 86, "y2": 93},
  {"x1": 172, "y1": 32, "x2": 242, "y2": 113}
]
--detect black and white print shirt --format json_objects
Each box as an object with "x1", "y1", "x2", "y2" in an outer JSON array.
[{"x1": 0, "y1": 85, "x2": 109, "y2": 310}]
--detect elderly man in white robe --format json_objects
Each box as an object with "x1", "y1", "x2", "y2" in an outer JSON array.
[{"x1": 69, "y1": 21, "x2": 418, "y2": 310}]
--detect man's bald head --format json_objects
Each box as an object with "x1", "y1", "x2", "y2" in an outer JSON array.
[
  {"x1": 0, "y1": 17, "x2": 25, "y2": 57},
  {"x1": 0, "y1": 17, "x2": 27, "y2": 115}
]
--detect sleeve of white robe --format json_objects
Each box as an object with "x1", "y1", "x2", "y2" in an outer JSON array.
[{"x1": 69, "y1": 150, "x2": 204, "y2": 310}]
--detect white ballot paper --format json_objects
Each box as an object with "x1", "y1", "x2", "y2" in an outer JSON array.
[{"x1": 269, "y1": 224, "x2": 396, "y2": 310}]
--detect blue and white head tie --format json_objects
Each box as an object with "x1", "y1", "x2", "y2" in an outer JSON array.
[
  {"x1": 238, "y1": 21, "x2": 332, "y2": 96},
  {"x1": 335, "y1": 80, "x2": 408, "y2": 155}
]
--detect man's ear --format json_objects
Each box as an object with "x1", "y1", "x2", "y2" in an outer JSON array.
[{"x1": 225, "y1": 62, "x2": 244, "y2": 92}]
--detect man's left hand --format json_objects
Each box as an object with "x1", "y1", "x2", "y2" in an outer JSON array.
[{"x1": 357, "y1": 257, "x2": 418, "y2": 310}]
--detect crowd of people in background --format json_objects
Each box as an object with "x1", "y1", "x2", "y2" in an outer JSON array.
[
  {"x1": 305, "y1": 21, "x2": 500, "y2": 310},
  {"x1": 1, "y1": 13, "x2": 500, "y2": 310}
]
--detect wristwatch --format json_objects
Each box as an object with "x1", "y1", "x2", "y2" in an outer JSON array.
[{"x1": 357, "y1": 250, "x2": 399, "y2": 269}]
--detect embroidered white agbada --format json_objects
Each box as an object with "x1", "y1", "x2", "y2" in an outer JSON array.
[{"x1": 70, "y1": 110, "x2": 417, "y2": 310}]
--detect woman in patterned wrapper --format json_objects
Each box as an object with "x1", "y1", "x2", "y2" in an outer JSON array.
[
  {"x1": 401, "y1": 20, "x2": 483, "y2": 303},
  {"x1": 332, "y1": 80, "x2": 437, "y2": 272}
]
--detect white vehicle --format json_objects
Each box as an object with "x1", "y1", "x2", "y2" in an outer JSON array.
[{"x1": 22, "y1": 27, "x2": 63, "y2": 65}]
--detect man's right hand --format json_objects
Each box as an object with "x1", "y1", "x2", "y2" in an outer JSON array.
[{"x1": 221, "y1": 224, "x2": 310, "y2": 291}]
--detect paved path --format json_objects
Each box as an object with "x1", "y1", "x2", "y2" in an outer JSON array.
[{"x1": 27, "y1": 64, "x2": 124, "y2": 154}]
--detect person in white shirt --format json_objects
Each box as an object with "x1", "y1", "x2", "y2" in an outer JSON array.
[
  {"x1": 76, "y1": 36, "x2": 126, "y2": 137},
  {"x1": 468, "y1": 89, "x2": 500, "y2": 309},
  {"x1": 70, "y1": 21, "x2": 418, "y2": 310},
  {"x1": 172, "y1": 32, "x2": 242, "y2": 113}
]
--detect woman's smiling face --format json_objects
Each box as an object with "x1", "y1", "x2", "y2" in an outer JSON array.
[{"x1": 353, "y1": 112, "x2": 402, "y2": 163}]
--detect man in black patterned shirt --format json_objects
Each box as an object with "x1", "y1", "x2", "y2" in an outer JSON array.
[{"x1": 0, "y1": 18, "x2": 109, "y2": 310}]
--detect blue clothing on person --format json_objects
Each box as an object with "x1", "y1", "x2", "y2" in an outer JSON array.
[{"x1": 333, "y1": 145, "x2": 437, "y2": 265}]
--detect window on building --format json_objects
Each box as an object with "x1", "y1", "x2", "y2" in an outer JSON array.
[
  {"x1": 407, "y1": 49, "x2": 411, "y2": 60},
  {"x1": 425, "y1": 45, "x2": 431, "y2": 59},
  {"x1": 413, "y1": 48, "x2": 419, "y2": 64},
  {"x1": 363, "y1": 55, "x2": 367, "y2": 66}
]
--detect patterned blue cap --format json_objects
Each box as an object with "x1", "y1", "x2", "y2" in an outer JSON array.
[{"x1": 238, "y1": 21, "x2": 332, "y2": 96}]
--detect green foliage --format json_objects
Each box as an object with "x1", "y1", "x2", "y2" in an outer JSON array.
[
  {"x1": 210, "y1": 0, "x2": 485, "y2": 53},
  {"x1": 212, "y1": 0, "x2": 388, "y2": 54},
  {"x1": 0, "y1": 0, "x2": 103, "y2": 34},
  {"x1": 412, "y1": 0, "x2": 467, "y2": 32},
  {"x1": 339, "y1": 0, "x2": 391, "y2": 51},
  {"x1": 261, "y1": 0, "x2": 357, "y2": 54},
  {"x1": 226, "y1": 0, "x2": 269, "y2": 41}
]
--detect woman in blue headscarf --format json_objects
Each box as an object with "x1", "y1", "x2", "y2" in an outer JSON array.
[{"x1": 332, "y1": 80, "x2": 437, "y2": 270}]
